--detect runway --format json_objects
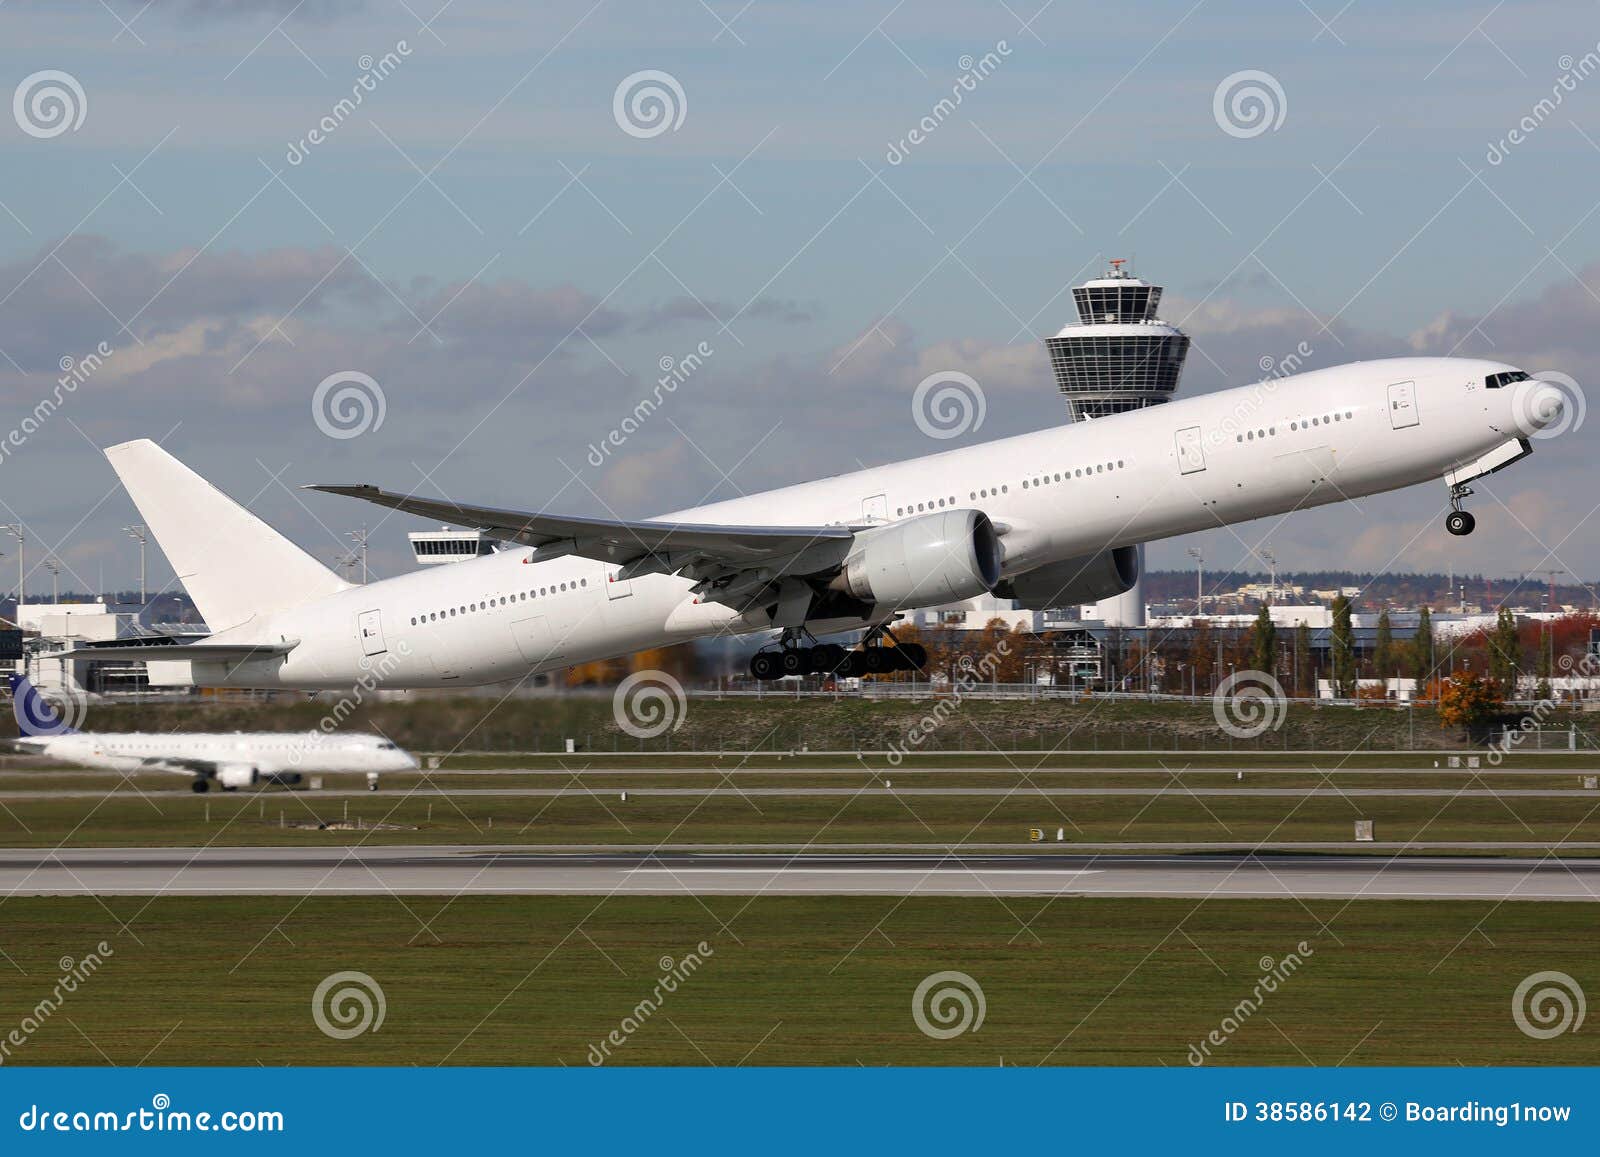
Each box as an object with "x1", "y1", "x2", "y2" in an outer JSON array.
[
  {"x1": 2, "y1": 785, "x2": 1597, "y2": 799},
  {"x1": 2, "y1": 847, "x2": 1598, "y2": 899}
]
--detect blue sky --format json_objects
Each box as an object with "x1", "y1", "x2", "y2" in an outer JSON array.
[{"x1": 2, "y1": 0, "x2": 1598, "y2": 601}]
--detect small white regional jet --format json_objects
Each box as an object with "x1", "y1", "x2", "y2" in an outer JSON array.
[
  {"x1": 4, "y1": 675, "x2": 418, "y2": 793},
  {"x1": 82, "y1": 356, "x2": 1565, "y2": 689}
]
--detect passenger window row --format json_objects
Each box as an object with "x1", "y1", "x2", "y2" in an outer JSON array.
[
  {"x1": 410, "y1": 577, "x2": 588, "y2": 626},
  {"x1": 1236, "y1": 409, "x2": 1355, "y2": 442}
]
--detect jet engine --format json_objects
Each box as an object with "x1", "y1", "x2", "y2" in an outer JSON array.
[
  {"x1": 217, "y1": 764, "x2": 259, "y2": 790},
  {"x1": 830, "y1": 509, "x2": 1001, "y2": 609},
  {"x1": 996, "y1": 545, "x2": 1139, "y2": 610}
]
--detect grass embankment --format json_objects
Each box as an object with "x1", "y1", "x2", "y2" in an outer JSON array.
[
  {"x1": 1, "y1": 896, "x2": 1594, "y2": 1066},
  {"x1": 61, "y1": 694, "x2": 1576, "y2": 755},
  {"x1": 3, "y1": 785, "x2": 1599, "y2": 848}
]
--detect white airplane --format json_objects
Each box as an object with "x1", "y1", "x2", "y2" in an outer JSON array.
[
  {"x1": 80, "y1": 356, "x2": 1564, "y2": 689},
  {"x1": 4, "y1": 675, "x2": 418, "y2": 792}
]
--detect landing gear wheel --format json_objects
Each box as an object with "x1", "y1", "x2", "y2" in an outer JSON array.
[
  {"x1": 780, "y1": 647, "x2": 809, "y2": 677},
  {"x1": 1445, "y1": 510, "x2": 1475, "y2": 536},
  {"x1": 811, "y1": 644, "x2": 846, "y2": 675},
  {"x1": 843, "y1": 650, "x2": 868, "y2": 678},
  {"x1": 865, "y1": 647, "x2": 894, "y2": 675},
  {"x1": 897, "y1": 643, "x2": 928, "y2": 671},
  {"x1": 750, "y1": 651, "x2": 782, "y2": 681},
  {"x1": 190, "y1": 779, "x2": 209, "y2": 794}
]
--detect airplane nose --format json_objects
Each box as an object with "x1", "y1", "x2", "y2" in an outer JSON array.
[{"x1": 1515, "y1": 380, "x2": 1567, "y2": 434}]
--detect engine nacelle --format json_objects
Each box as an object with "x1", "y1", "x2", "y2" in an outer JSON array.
[
  {"x1": 217, "y1": 764, "x2": 259, "y2": 790},
  {"x1": 831, "y1": 509, "x2": 1001, "y2": 610},
  {"x1": 996, "y1": 545, "x2": 1139, "y2": 610}
]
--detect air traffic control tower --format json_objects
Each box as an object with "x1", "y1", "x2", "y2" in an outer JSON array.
[{"x1": 1045, "y1": 260, "x2": 1191, "y2": 626}]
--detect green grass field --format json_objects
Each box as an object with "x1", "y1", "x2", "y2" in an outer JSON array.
[
  {"x1": 3, "y1": 783, "x2": 1600, "y2": 848},
  {"x1": 0, "y1": 896, "x2": 1594, "y2": 1066}
]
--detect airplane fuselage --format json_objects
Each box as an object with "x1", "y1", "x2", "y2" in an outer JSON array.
[{"x1": 188, "y1": 356, "x2": 1548, "y2": 688}]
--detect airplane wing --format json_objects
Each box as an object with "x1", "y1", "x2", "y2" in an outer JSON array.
[
  {"x1": 53, "y1": 640, "x2": 299, "y2": 663},
  {"x1": 135, "y1": 755, "x2": 220, "y2": 777},
  {"x1": 305, "y1": 484, "x2": 859, "y2": 566},
  {"x1": 308, "y1": 483, "x2": 1002, "y2": 625}
]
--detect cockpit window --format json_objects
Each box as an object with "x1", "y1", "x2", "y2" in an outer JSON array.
[{"x1": 1485, "y1": 370, "x2": 1531, "y2": 389}]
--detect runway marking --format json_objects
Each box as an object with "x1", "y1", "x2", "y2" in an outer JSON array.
[{"x1": 623, "y1": 867, "x2": 1104, "y2": 875}]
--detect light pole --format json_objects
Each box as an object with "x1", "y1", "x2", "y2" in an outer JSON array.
[
  {"x1": 124, "y1": 525, "x2": 148, "y2": 606},
  {"x1": 2, "y1": 524, "x2": 22, "y2": 610},
  {"x1": 1186, "y1": 546, "x2": 1204, "y2": 616},
  {"x1": 1260, "y1": 548, "x2": 1277, "y2": 602},
  {"x1": 43, "y1": 557, "x2": 60, "y2": 604}
]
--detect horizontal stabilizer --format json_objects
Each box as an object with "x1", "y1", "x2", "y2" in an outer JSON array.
[{"x1": 56, "y1": 640, "x2": 299, "y2": 663}]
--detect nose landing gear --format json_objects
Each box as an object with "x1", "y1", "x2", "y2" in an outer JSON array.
[{"x1": 1445, "y1": 483, "x2": 1476, "y2": 536}]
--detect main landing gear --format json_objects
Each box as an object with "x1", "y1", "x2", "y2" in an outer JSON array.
[
  {"x1": 1445, "y1": 482, "x2": 1476, "y2": 537},
  {"x1": 748, "y1": 625, "x2": 927, "y2": 681}
]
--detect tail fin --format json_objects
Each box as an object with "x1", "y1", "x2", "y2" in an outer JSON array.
[
  {"x1": 9, "y1": 675, "x2": 79, "y2": 737},
  {"x1": 104, "y1": 440, "x2": 351, "y2": 632}
]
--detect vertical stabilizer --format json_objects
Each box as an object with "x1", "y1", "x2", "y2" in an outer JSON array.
[{"x1": 104, "y1": 440, "x2": 351, "y2": 631}]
